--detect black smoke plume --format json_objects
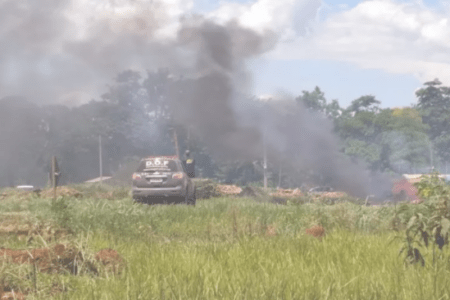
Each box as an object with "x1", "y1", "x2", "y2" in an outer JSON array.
[{"x1": 0, "y1": 0, "x2": 391, "y2": 197}]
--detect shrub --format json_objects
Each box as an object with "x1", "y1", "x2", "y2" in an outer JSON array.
[{"x1": 398, "y1": 172, "x2": 450, "y2": 266}]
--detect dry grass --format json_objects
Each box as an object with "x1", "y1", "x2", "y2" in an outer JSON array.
[{"x1": 39, "y1": 187, "x2": 82, "y2": 199}]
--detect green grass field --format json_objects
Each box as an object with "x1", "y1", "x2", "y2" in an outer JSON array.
[{"x1": 1, "y1": 187, "x2": 450, "y2": 299}]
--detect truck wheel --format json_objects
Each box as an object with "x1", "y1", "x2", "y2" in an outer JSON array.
[
  {"x1": 188, "y1": 191, "x2": 196, "y2": 206},
  {"x1": 184, "y1": 191, "x2": 189, "y2": 205}
]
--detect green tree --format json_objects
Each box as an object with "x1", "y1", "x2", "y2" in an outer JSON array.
[
  {"x1": 416, "y1": 79, "x2": 450, "y2": 165},
  {"x1": 335, "y1": 96, "x2": 392, "y2": 172},
  {"x1": 382, "y1": 108, "x2": 430, "y2": 173},
  {"x1": 296, "y1": 86, "x2": 327, "y2": 112},
  {"x1": 295, "y1": 86, "x2": 342, "y2": 120}
]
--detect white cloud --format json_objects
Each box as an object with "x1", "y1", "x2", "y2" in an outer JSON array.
[
  {"x1": 66, "y1": 0, "x2": 194, "y2": 41},
  {"x1": 206, "y1": 0, "x2": 321, "y2": 39},
  {"x1": 269, "y1": 0, "x2": 450, "y2": 85}
]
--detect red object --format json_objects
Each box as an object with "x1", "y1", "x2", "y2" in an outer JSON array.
[
  {"x1": 132, "y1": 173, "x2": 142, "y2": 180},
  {"x1": 392, "y1": 178, "x2": 420, "y2": 202},
  {"x1": 172, "y1": 173, "x2": 184, "y2": 179}
]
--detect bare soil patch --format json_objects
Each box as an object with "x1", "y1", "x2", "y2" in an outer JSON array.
[
  {"x1": 0, "y1": 291, "x2": 26, "y2": 300},
  {"x1": 305, "y1": 225, "x2": 326, "y2": 240},
  {"x1": 95, "y1": 249, "x2": 124, "y2": 274},
  {"x1": 265, "y1": 225, "x2": 277, "y2": 237},
  {"x1": 0, "y1": 244, "x2": 82, "y2": 274},
  {"x1": 0, "y1": 245, "x2": 124, "y2": 276}
]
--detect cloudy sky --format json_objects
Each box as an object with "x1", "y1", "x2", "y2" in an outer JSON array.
[
  {"x1": 192, "y1": 0, "x2": 450, "y2": 108},
  {"x1": 1, "y1": 0, "x2": 448, "y2": 108}
]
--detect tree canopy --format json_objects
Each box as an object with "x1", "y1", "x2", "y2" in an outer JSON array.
[{"x1": 0, "y1": 73, "x2": 447, "y2": 188}]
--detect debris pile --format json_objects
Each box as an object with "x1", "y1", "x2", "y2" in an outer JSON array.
[
  {"x1": 305, "y1": 225, "x2": 326, "y2": 240},
  {"x1": 312, "y1": 191, "x2": 347, "y2": 198},
  {"x1": 270, "y1": 188, "x2": 303, "y2": 198},
  {"x1": 238, "y1": 186, "x2": 267, "y2": 198},
  {"x1": 216, "y1": 185, "x2": 242, "y2": 195},
  {"x1": 95, "y1": 249, "x2": 124, "y2": 275}
]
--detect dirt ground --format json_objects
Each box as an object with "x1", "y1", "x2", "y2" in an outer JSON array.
[
  {"x1": 0, "y1": 291, "x2": 26, "y2": 300},
  {"x1": 0, "y1": 244, "x2": 123, "y2": 275},
  {"x1": 0, "y1": 243, "x2": 123, "y2": 299},
  {"x1": 0, "y1": 244, "x2": 82, "y2": 274},
  {"x1": 305, "y1": 225, "x2": 326, "y2": 240},
  {"x1": 95, "y1": 249, "x2": 124, "y2": 274}
]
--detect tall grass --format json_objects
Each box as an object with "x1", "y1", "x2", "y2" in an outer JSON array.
[
  {"x1": 52, "y1": 231, "x2": 450, "y2": 300},
  {"x1": 1, "y1": 196, "x2": 398, "y2": 240},
  {"x1": 1, "y1": 189, "x2": 450, "y2": 299}
]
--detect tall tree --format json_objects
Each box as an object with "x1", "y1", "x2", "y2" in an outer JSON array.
[
  {"x1": 335, "y1": 96, "x2": 389, "y2": 171},
  {"x1": 295, "y1": 86, "x2": 342, "y2": 120},
  {"x1": 416, "y1": 79, "x2": 450, "y2": 165},
  {"x1": 382, "y1": 107, "x2": 430, "y2": 173}
]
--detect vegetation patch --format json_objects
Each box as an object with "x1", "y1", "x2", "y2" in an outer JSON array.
[{"x1": 1, "y1": 182, "x2": 450, "y2": 299}]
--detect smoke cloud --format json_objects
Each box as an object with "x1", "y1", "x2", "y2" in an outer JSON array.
[{"x1": 0, "y1": 0, "x2": 391, "y2": 197}]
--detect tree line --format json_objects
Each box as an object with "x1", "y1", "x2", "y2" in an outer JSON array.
[{"x1": 0, "y1": 71, "x2": 448, "y2": 188}]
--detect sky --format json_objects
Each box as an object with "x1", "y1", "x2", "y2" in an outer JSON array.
[
  {"x1": 1, "y1": 0, "x2": 448, "y2": 109},
  {"x1": 192, "y1": 0, "x2": 450, "y2": 108}
]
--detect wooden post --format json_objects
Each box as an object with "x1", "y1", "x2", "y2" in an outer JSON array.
[
  {"x1": 263, "y1": 130, "x2": 267, "y2": 189},
  {"x1": 51, "y1": 156, "x2": 57, "y2": 200},
  {"x1": 429, "y1": 142, "x2": 433, "y2": 171},
  {"x1": 187, "y1": 126, "x2": 191, "y2": 152},
  {"x1": 99, "y1": 135, "x2": 103, "y2": 185},
  {"x1": 173, "y1": 128, "x2": 180, "y2": 158},
  {"x1": 278, "y1": 163, "x2": 282, "y2": 188}
]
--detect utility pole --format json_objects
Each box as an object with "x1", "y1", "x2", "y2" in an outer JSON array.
[
  {"x1": 429, "y1": 142, "x2": 434, "y2": 172},
  {"x1": 99, "y1": 135, "x2": 103, "y2": 185},
  {"x1": 263, "y1": 130, "x2": 267, "y2": 189},
  {"x1": 51, "y1": 156, "x2": 57, "y2": 200},
  {"x1": 172, "y1": 128, "x2": 180, "y2": 158},
  {"x1": 187, "y1": 126, "x2": 191, "y2": 152},
  {"x1": 278, "y1": 163, "x2": 282, "y2": 189}
]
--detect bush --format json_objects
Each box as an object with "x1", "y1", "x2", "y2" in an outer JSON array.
[
  {"x1": 397, "y1": 172, "x2": 450, "y2": 266},
  {"x1": 194, "y1": 179, "x2": 221, "y2": 199}
]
